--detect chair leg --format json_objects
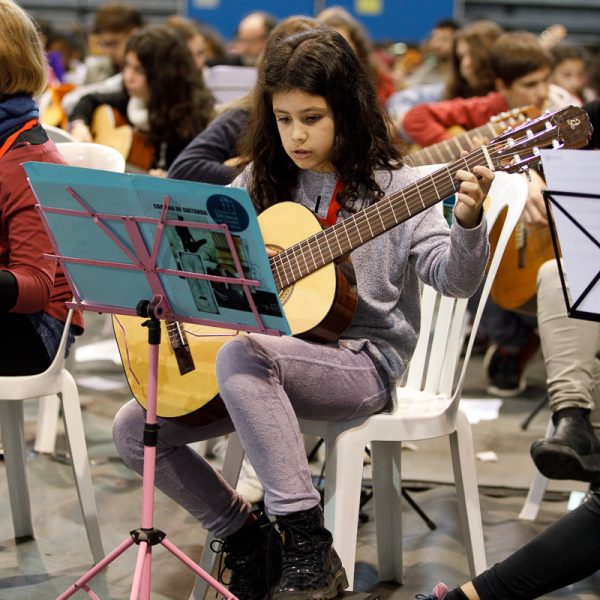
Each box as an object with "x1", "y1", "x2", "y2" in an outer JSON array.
[
  {"x1": 60, "y1": 370, "x2": 104, "y2": 563},
  {"x1": 372, "y1": 441, "x2": 403, "y2": 584},
  {"x1": 0, "y1": 400, "x2": 34, "y2": 539},
  {"x1": 321, "y1": 430, "x2": 365, "y2": 591},
  {"x1": 190, "y1": 433, "x2": 245, "y2": 600},
  {"x1": 519, "y1": 418, "x2": 554, "y2": 521},
  {"x1": 450, "y1": 410, "x2": 486, "y2": 577},
  {"x1": 33, "y1": 394, "x2": 60, "y2": 455}
]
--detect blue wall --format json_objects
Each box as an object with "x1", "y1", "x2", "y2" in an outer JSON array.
[{"x1": 186, "y1": 0, "x2": 455, "y2": 44}]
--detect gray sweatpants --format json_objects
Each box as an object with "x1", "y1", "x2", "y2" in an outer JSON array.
[{"x1": 113, "y1": 333, "x2": 390, "y2": 538}]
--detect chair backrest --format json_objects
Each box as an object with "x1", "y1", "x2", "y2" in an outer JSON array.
[
  {"x1": 0, "y1": 309, "x2": 74, "y2": 400},
  {"x1": 402, "y1": 170, "x2": 528, "y2": 402},
  {"x1": 204, "y1": 65, "x2": 257, "y2": 104},
  {"x1": 55, "y1": 142, "x2": 126, "y2": 172},
  {"x1": 43, "y1": 124, "x2": 78, "y2": 143}
]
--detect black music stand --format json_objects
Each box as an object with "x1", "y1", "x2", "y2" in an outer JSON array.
[
  {"x1": 25, "y1": 162, "x2": 288, "y2": 600},
  {"x1": 544, "y1": 189, "x2": 600, "y2": 323}
]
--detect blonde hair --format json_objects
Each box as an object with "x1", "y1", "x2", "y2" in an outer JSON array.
[{"x1": 0, "y1": 0, "x2": 47, "y2": 97}]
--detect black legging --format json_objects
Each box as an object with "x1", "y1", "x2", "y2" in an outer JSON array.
[
  {"x1": 0, "y1": 312, "x2": 51, "y2": 376},
  {"x1": 472, "y1": 491, "x2": 600, "y2": 599}
]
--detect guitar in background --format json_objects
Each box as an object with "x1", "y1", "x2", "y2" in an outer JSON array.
[
  {"x1": 405, "y1": 105, "x2": 540, "y2": 166},
  {"x1": 402, "y1": 104, "x2": 555, "y2": 310},
  {"x1": 90, "y1": 104, "x2": 154, "y2": 172}
]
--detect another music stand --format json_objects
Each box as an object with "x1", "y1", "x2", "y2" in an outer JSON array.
[
  {"x1": 544, "y1": 189, "x2": 600, "y2": 323},
  {"x1": 24, "y1": 162, "x2": 289, "y2": 600},
  {"x1": 540, "y1": 148, "x2": 600, "y2": 324}
]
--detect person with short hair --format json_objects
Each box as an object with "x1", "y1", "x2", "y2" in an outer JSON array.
[{"x1": 230, "y1": 11, "x2": 278, "y2": 66}]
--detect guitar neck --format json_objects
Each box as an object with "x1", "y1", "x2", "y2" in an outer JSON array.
[
  {"x1": 271, "y1": 147, "x2": 488, "y2": 291},
  {"x1": 406, "y1": 122, "x2": 498, "y2": 167}
]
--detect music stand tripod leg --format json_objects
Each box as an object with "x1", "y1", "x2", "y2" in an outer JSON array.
[{"x1": 56, "y1": 302, "x2": 236, "y2": 600}]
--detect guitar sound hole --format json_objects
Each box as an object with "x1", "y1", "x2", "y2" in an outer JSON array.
[{"x1": 279, "y1": 285, "x2": 293, "y2": 305}]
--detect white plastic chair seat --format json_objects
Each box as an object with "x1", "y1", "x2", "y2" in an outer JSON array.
[
  {"x1": 190, "y1": 171, "x2": 528, "y2": 598},
  {"x1": 0, "y1": 310, "x2": 104, "y2": 563},
  {"x1": 43, "y1": 124, "x2": 78, "y2": 143},
  {"x1": 55, "y1": 141, "x2": 126, "y2": 172}
]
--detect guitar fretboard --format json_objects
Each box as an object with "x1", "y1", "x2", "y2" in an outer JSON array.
[{"x1": 270, "y1": 147, "x2": 487, "y2": 291}]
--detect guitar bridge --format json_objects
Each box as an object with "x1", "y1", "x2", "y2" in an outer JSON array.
[{"x1": 167, "y1": 321, "x2": 195, "y2": 375}]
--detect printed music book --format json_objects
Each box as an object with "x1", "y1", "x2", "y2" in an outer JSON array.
[{"x1": 24, "y1": 161, "x2": 291, "y2": 334}]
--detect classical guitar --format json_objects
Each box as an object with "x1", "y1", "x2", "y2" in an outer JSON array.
[
  {"x1": 488, "y1": 221, "x2": 555, "y2": 310},
  {"x1": 405, "y1": 105, "x2": 540, "y2": 167},
  {"x1": 112, "y1": 106, "x2": 591, "y2": 422},
  {"x1": 90, "y1": 104, "x2": 154, "y2": 172}
]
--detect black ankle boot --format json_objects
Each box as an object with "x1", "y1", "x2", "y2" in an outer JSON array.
[
  {"x1": 216, "y1": 510, "x2": 282, "y2": 600},
  {"x1": 272, "y1": 505, "x2": 348, "y2": 600},
  {"x1": 531, "y1": 407, "x2": 600, "y2": 483}
]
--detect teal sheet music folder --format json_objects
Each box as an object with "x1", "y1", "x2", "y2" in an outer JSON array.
[{"x1": 24, "y1": 162, "x2": 290, "y2": 335}]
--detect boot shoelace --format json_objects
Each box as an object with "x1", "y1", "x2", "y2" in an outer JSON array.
[
  {"x1": 210, "y1": 518, "x2": 281, "y2": 597},
  {"x1": 278, "y1": 520, "x2": 320, "y2": 571}
]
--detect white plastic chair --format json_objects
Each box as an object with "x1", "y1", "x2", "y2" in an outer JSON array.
[
  {"x1": 190, "y1": 170, "x2": 528, "y2": 597},
  {"x1": 33, "y1": 142, "x2": 125, "y2": 455},
  {"x1": 43, "y1": 124, "x2": 77, "y2": 143},
  {"x1": 519, "y1": 418, "x2": 554, "y2": 521},
  {"x1": 55, "y1": 141, "x2": 126, "y2": 172},
  {"x1": 0, "y1": 310, "x2": 104, "y2": 562}
]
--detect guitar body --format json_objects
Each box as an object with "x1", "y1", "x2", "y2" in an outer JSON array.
[
  {"x1": 91, "y1": 105, "x2": 155, "y2": 171},
  {"x1": 114, "y1": 202, "x2": 357, "y2": 420},
  {"x1": 489, "y1": 210, "x2": 555, "y2": 310}
]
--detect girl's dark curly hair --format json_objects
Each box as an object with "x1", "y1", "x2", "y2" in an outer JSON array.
[
  {"x1": 243, "y1": 28, "x2": 402, "y2": 213},
  {"x1": 126, "y1": 25, "x2": 214, "y2": 148}
]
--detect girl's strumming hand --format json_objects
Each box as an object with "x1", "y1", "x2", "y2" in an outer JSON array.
[{"x1": 453, "y1": 166, "x2": 495, "y2": 229}]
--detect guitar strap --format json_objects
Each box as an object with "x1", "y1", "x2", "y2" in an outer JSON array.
[
  {"x1": 322, "y1": 178, "x2": 344, "y2": 227},
  {"x1": 0, "y1": 118, "x2": 38, "y2": 159}
]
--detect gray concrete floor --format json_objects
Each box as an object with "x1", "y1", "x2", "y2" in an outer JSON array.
[{"x1": 1, "y1": 314, "x2": 599, "y2": 600}]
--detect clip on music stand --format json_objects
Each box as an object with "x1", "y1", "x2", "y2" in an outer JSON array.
[
  {"x1": 544, "y1": 189, "x2": 600, "y2": 323},
  {"x1": 32, "y1": 178, "x2": 284, "y2": 600}
]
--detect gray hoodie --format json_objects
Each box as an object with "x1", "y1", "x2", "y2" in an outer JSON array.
[{"x1": 231, "y1": 165, "x2": 488, "y2": 380}]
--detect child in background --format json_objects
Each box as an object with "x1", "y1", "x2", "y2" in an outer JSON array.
[{"x1": 550, "y1": 42, "x2": 586, "y2": 104}]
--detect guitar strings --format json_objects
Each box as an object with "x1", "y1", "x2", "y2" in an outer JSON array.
[{"x1": 270, "y1": 148, "x2": 489, "y2": 289}]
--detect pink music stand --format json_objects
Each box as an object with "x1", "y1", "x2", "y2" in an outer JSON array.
[{"x1": 33, "y1": 183, "x2": 284, "y2": 600}]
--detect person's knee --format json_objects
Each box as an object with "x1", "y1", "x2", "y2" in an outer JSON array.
[
  {"x1": 216, "y1": 336, "x2": 259, "y2": 380},
  {"x1": 216, "y1": 336, "x2": 272, "y2": 401},
  {"x1": 112, "y1": 399, "x2": 145, "y2": 467},
  {"x1": 537, "y1": 259, "x2": 561, "y2": 295}
]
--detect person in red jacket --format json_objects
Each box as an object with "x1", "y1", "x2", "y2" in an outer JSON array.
[
  {"x1": 401, "y1": 31, "x2": 554, "y2": 148},
  {"x1": 0, "y1": 0, "x2": 83, "y2": 375}
]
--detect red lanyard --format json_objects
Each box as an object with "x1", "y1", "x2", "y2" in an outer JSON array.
[
  {"x1": 0, "y1": 119, "x2": 38, "y2": 159},
  {"x1": 322, "y1": 178, "x2": 344, "y2": 227}
]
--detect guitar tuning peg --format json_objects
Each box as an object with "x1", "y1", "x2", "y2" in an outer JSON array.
[{"x1": 520, "y1": 164, "x2": 531, "y2": 181}]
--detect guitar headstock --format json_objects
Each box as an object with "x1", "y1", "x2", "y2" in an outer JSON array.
[
  {"x1": 487, "y1": 105, "x2": 592, "y2": 174},
  {"x1": 489, "y1": 104, "x2": 541, "y2": 133}
]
